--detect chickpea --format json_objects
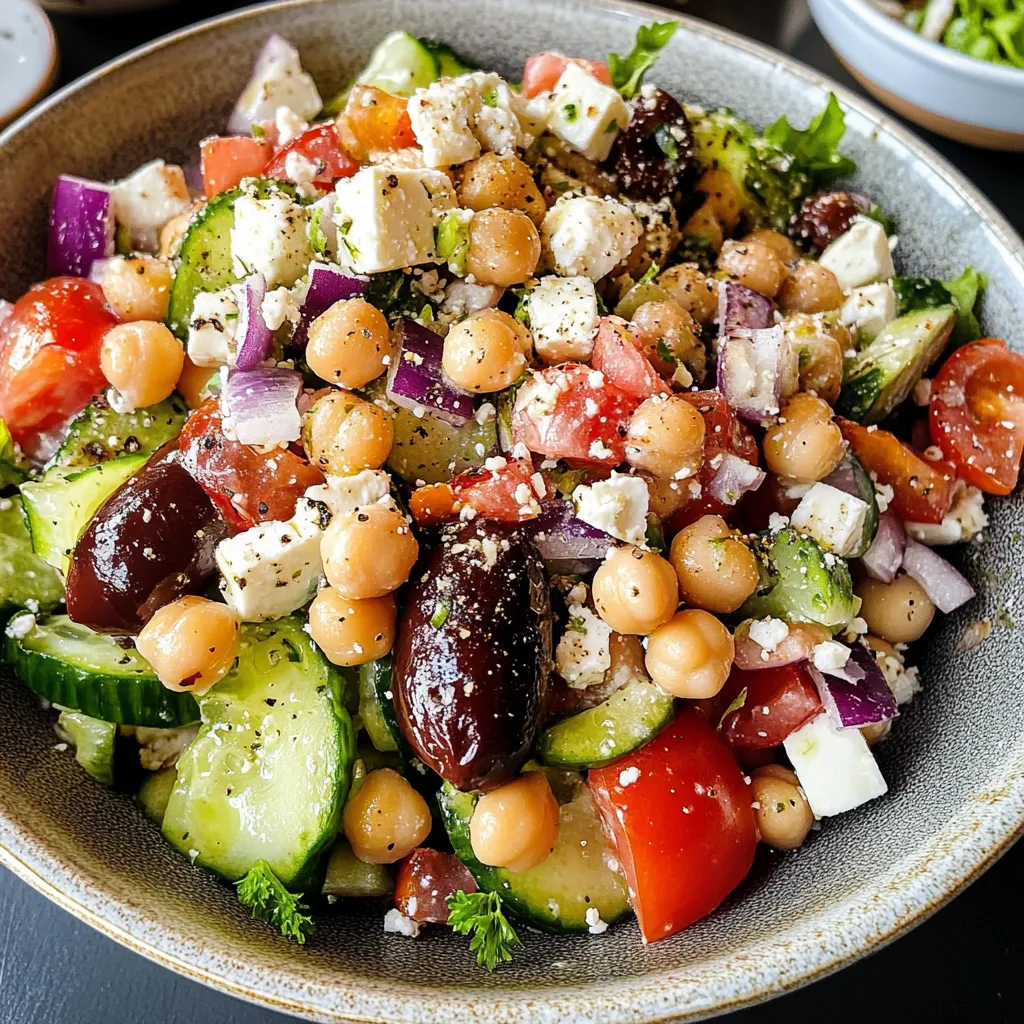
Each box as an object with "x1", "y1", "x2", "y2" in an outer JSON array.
[
  {"x1": 695, "y1": 168, "x2": 746, "y2": 233},
  {"x1": 159, "y1": 208, "x2": 195, "y2": 259},
  {"x1": 442, "y1": 308, "x2": 530, "y2": 393},
  {"x1": 751, "y1": 764, "x2": 814, "y2": 851},
  {"x1": 592, "y1": 546, "x2": 678, "y2": 636},
  {"x1": 657, "y1": 263, "x2": 718, "y2": 325},
  {"x1": 642, "y1": 473, "x2": 692, "y2": 521},
  {"x1": 630, "y1": 301, "x2": 705, "y2": 381},
  {"x1": 762, "y1": 392, "x2": 845, "y2": 484},
  {"x1": 464, "y1": 208, "x2": 541, "y2": 287},
  {"x1": 176, "y1": 355, "x2": 216, "y2": 409},
  {"x1": 306, "y1": 297, "x2": 395, "y2": 389},
  {"x1": 741, "y1": 228, "x2": 799, "y2": 266},
  {"x1": 681, "y1": 202, "x2": 724, "y2": 253},
  {"x1": 458, "y1": 153, "x2": 546, "y2": 225},
  {"x1": 469, "y1": 772, "x2": 559, "y2": 873},
  {"x1": 135, "y1": 596, "x2": 240, "y2": 695},
  {"x1": 302, "y1": 390, "x2": 393, "y2": 475},
  {"x1": 788, "y1": 317, "x2": 844, "y2": 405},
  {"x1": 644, "y1": 608, "x2": 734, "y2": 699},
  {"x1": 100, "y1": 255, "x2": 173, "y2": 322},
  {"x1": 778, "y1": 260, "x2": 845, "y2": 314},
  {"x1": 342, "y1": 768, "x2": 432, "y2": 864},
  {"x1": 307, "y1": 588, "x2": 397, "y2": 667},
  {"x1": 856, "y1": 574, "x2": 935, "y2": 644},
  {"x1": 670, "y1": 514, "x2": 760, "y2": 614},
  {"x1": 321, "y1": 504, "x2": 419, "y2": 599},
  {"x1": 625, "y1": 395, "x2": 705, "y2": 480},
  {"x1": 100, "y1": 321, "x2": 184, "y2": 411},
  {"x1": 717, "y1": 239, "x2": 788, "y2": 299}
]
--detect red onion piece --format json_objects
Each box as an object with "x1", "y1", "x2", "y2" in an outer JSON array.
[
  {"x1": 707, "y1": 452, "x2": 765, "y2": 506},
  {"x1": 861, "y1": 510, "x2": 905, "y2": 583},
  {"x1": 716, "y1": 325, "x2": 791, "y2": 426},
  {"x1": 901, "y1": 536, "x2": 976, "y2": 613},
  {"x1": 522, "y1": 499, "x2": 611, "y2": 575},
  {"x1": 292, "y1": 260, "x2": 368, "y2": 348},
  {"x1": 387, "y1": 318, "x2": 474, "y2": 426},
  {"x1": 227, "y1": 33, "x2": 302, "y2": 134},
  {"x1": 234, "y1": 273, "x2": 274, "y2": 371},
  {"x1": 717, "y1": 281, "x2": 775, "y2": 334},
  {"x1": 809, "y1": 642, "x2": 899, "y2": 730},
  {"x1": 221, "y1": 366, "x2": 303, "y2": 447},
  {"x1": 48, "y1": 174, "x2": 115, "y2": 279}
]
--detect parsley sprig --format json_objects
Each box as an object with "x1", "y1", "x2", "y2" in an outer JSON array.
[
  {"x1": 447, "y1": 890, "x2": 521, "y2": 970},
  {"x1": 235, "y1": 860, "x2": 315, "y2": 944}
]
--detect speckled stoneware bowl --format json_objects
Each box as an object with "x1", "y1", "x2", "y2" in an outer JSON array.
[{"x1": 2, "y1": 2, "x2": 1024, "y2": 1021}]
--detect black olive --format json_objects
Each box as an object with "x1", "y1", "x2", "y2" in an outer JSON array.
[{"x1": 790, "y1": 190, "x2": 870, "y2": 253}]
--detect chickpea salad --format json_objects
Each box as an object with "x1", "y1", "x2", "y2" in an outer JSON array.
[{"x1": 0, "y1": 20, "x2": 1016, "y2": 965}]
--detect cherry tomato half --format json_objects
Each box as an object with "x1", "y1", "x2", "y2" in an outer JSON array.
[
  {"x1": 265, "y1": 123, "x2": 360, "y2": 189},
  {"x1": 591, "y1": 316, "x2": 669, "y2": 401},
  {"x1": 337, "y1": 85, "x2": 417, "y2": 161},
  {"x1": 199, "y1": 135, "x2": 272, "y2": 197},
  {"x1": 451, "y1": 458, "x2": 538, "y2": 523}
]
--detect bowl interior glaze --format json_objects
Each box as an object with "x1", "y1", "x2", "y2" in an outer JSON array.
[{"x1": 2, "y1": 2, "x2": 1024, "y2": 1022}]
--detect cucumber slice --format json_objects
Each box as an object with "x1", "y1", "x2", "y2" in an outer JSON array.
[
  {"x1": 162, "y1": 617, "x2": 356, "y2": 886},
  {"x1": 5, "y1": 614, "x2": 199, "y2": 728},
  {"x1": 20, "y1": 453, "x2": 147, "y2": 575},
  {"x1": 358, "y1": 31, "x2": 440, "y2": 97},
  {"x1": 439, "y1": 772, "x2": 631, "y2": 934},
  {"x1": 56, "y1": 709, "x2": 116, "y2": 786},
  {"x1": 536, "y1": 679, "x2": 675, "y2": 770},
  {"x1": 49, "y1": 395, "x2": 188, "y2": 472},
  {"x1": 138, "y1": 767, "x2": 177, "y2": 824},
  {"x1": 0, "y1": 420, "x2": 28, "y2": 487},
  {"x1": 823, "y1": 452, "x2": 879, "y2": 558},
  {"x1": 322, "y1": 840, "x2": 394, "y2": 898},
  {"x1": 357, "y1": 655, "x2": 401, "y2": 753},
  {"x1": 0, "y1": 498, "x2": 63, "y2": 619},
  {"x1": 421, "y1": 40, "x2": 477, "y2": 78}
]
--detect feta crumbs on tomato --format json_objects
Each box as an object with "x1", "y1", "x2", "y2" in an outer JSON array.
[{"x1": 618, "y1": 765, "x2": 640, "y2": 787}]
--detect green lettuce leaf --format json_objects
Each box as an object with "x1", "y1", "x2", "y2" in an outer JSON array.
[
  {"x1": 763, "y1": 93, "x2": 857, "y2": 183},
  {"x1": 608, "y1": 21, "x2": 678, "y2": 100}
]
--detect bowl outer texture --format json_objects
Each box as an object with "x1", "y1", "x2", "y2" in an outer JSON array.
[{"x1": 2, "y1": 2, "x2": 1024, "y2": 1021}]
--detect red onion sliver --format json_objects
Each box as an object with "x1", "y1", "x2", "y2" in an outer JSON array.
[
  {"x1": 861, "y1": 510, "x2": 906, "y2": 583},
  {"x1": 221, "y1": 366, "x2": 303, "y2": 447},
  {"x1": 716, "y1": 325, "x2": 789, "y2": 426},
  {"x1": 901, "y1": 536, "x2": 976, "y2": 613},
  {"x1": 522, "y1": 499, "x2": 611, "y2": 575},
  {"x1": 810, "y1": 643, "x2": 898, "y2": 730},
  {"x1": 234, "y1": 273, "x2": 274, "y2": 371},
  {"x1": 292, "y1": 261, "x2": 368, "y2": 348},
  {"x1": 387, "y1": 318, "x2": 474, "y2": 426},
  {"x1": 707, "y1": 452, "x2": 765, "y2": 506},
  {"x1": 48, "y1": 174, "x2": 115, "y2": 279},
  {"x1": 717, "y1": 280, "x2": 774, "y2": 334}
]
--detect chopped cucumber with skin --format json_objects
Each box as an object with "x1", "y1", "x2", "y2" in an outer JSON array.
[
  {"x1": 322, "y1": 839, "x2": 394, "y2": 898},
  {"x1": 56, "y1": 708, "x2": 116, "y2": 786},
  {"x1": 358, "y1": 655, "x2": 401, "y2": 754},
  {"x1": 138, "y1": 768, "x2": 177, "y2": 825},
  {"x1": 0, "y1": 499, "x2": 63, "y2": 621},
  {"x1": 0, "y1": 420, "x2": 28, "y2": 487}
]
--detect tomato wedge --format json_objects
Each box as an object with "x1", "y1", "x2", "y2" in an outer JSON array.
[
  {"x1": 521, "y1": 53, "x2": 612, "y2": 97},
  {"x1": 717, "y1": 663, "x2": 822, "y2": 753},
  {"x1": 838, "y1": 417, "x2": 955, "y2": 524},
  {"x1": 589, "y1": 709, "x2": 757, "y2": 943},
  {"x1": 199, "y1": 135, "x2": 272, "y2": 197},
  {"x1": 591, "y1": 317, "x2": 669, "y2": 401},
  {"x1": 265, "y1": 123, "x2": 360, "y2": 189},
  {"x1": 451, "y1": 458, "x2": 539, "y2": 523},
  {"x1": 930, "y1": 338, "x2": 1024, "y2": 496},
  {"x1": 394, "y1": 848, "x2": 478, "y2": 924}
]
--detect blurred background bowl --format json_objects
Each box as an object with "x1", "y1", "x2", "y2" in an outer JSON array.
[
  {"x1": 0, "y1": 0, "x2": 58, "y2": 128},
  {"x1": 809, "y1": 0, "x2": 1024, "y2": 150},
  {"x1": 39, "y1": 0, "x2": 178, "y2": 12}
]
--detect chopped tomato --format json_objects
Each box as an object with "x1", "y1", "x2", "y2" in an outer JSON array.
[
  {"x1": 589, "y1": 709, "x2": 757, "y2": 943},
  {"x1": 451, "y1": 458, "x2": 539, "y2": 523},
  {"x1": 591, "y1": 317, "x2": 669, "y2": 401},
  {"x1": 521, "y1": 53, "x2": 612, "y2": 97},
  {"x1": 394, "y1": 848, "x2": 478, "y2": 924},
  {"x1": 179, "y1": 397, "x2": 323, "y2": 529},
  {"x1": 838, "y1": 417, "x2": 955, "y2": 524},
  {"x1": 930, "y1": 338, "x2": 1024, "y2": 496},
  {"x1": 717, "y1": 663, "x2": 822, "y2": 753},
  {"x1": 511, "y1": 364, "x2": 639, "y2": 466},
  {"x1": 200, "y1": 135, "x2": 272, "y2": 197},
  {"x1": 337, "y1": 85, "x2": 417, "y2": 161},
  {"x1": 265, "y1": 123, "x2": 360, "y2": 189},
  {"x1": 0, "y1": 277, "x2": 116, "y2": 459},
  {"x1": 409, "y1": 482, "x2": 458, "y2": 527}
]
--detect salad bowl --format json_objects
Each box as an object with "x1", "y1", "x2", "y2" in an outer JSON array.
[{"x1": 2, "y1": 1, "x2": 1024, "y2": 1022}]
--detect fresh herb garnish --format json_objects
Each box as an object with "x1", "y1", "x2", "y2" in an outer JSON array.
[
  {"x1": 435, "y1": 212, "x2": 471, "y2": 276},
  {"x1": 235, "y1": 860, "x2": 314, "y2": 944},
  {"x1": 309, "y1": 207, "x2": 328, "y2": 255},
  {"x1": 567, "y1": 615, "x2": 588, "y2": 634},
  {"x1": 431, "y1": 600, "x2": 450, "y2": 628},
  {"x1": 447, "y1": 890, "x2": 521, "y2": 971},
  {"x1": 717, "y1": 686, "x2": 748, "y2": 730},
  {"x1": 608, "y1": 20, "x2": 679, "y2": 99},
  {"x1": 763, "y1": 93, "x2": 856, "y2": 183},
  {"x1": 654, "y1": 124, "x2": 680, "y2": 162},
  {"x1": 562, "y1": 102, "x2": 579, "y2": 122}
]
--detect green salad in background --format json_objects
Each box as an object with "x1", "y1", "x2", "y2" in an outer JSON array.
[{"x1": 888, "y1": 0, "x2": 1024, "y2": 67}]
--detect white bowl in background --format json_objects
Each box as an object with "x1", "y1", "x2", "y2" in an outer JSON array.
[
  {"x1": 809, "y1": 0, "x2": 1024, "y2": 150},
  {"x1": 0, "y1": 0, "x2": 58, "y2": 127}
]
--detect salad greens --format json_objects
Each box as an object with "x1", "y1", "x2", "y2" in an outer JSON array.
[
  {"x1": 608, "y1": 21, "x2": 679, "y2": 99},
  {"x1": 893, "y1": 265, "x2": 987, "y2": 344},
  {"x1": 906, "y1": 0, "x2": 1024, "y2": 67}
]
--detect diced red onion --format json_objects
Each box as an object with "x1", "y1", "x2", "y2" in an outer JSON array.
[
  {"x1": 292, "y1": 260, "x2": 368, "y2": 348},
  {"x1": 716, "y1": 325, "x2": 789, "y2": 425},
  {"x1": 227, "y1": 34, "x2": 301, "y2": 134},
  {"x1": 221, "y1": 366, "x2": 303, "y2": 447},
  {"x1": 861, "y1": 510, "x2": 905, "y2": 583},
  {"x1": 182, "y1": 161, "x2": 204, "y2": 198},
  {"x1": 48, "y1": 175, "x2": 115, "y2": 279},
  {"x1": 234, "y1": 273, "x2": 275, "y2": 371},
  {"x1": 901, "y1": 536, "x2": 976, "y2": 613},
  {"x1": 707, "y1": 452, "x2": 765, "y2": 506},
  {"x1": 0, "y1": 300, "x2": 12, "y2": 330},
  {"x1": 523, "y1": 499, "x2": 611, "y2": 575},
  {"x1": 387, "y1": 318, "x2": 474, "y2": 426},
  {"x1": 717, "y1": 281, "x2": 774, "y2": 335},
  {"x1": 809, "y1": 642, "x2": 899, "y2": 730}
]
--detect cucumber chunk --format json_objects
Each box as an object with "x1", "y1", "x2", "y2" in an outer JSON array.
[
  {"x1": 439, "y1": 772, "x2": 631, "y2": 934},
  {"x1": 358, "y1": 654, "x2": 401, "y2": 753},
  {"x1": 421, "y1": 40, "x2": 477, "y2": 78},
  {"x1": 138, "y1": 767, "x2": 177, "y2": 824},
  {"x1": 0, "y1": 420, "x2": 28, "y2": 487},
  {"x1": 56, "y1": 709, "x2": 116, "y2": 786},
  {"x1": 162, "y1": 617, "x2": 356, "y2": 886},
  {"x1": 5, "y1": 614, "x2": 199, "y2": 728},
  {"x1": 536, "y1": 678, "x2": 675, "y2": 770},
  {"x1": 0, "y1": 498, "x2": 63, "y2": 620},
  {"x1": 20, "y1": 454, "x2": 147, "y2": 575},
  {"x1": 322, "y1": 840, "x2": 394, "y2": 898},
  {"x1": 358, "y1": 31, "x2": 440, "y2": 96}
]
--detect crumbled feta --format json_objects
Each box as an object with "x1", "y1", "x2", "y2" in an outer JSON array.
[
  {"x1": 790, "y1": 482, "x2": 869, "y2": 557},
  {"x1": 274, "y1": 105, "x2": 309, "y2": 145},
  {"x1": 304, "y1": 471, "x2": 392, "y2": 518},
  {"x1": 905, "y1": 482, "x2": 988, "y2": 545},
  {"x1": 547, "y1": 63, "x2": 631, "y2": 162},
  {"x1": 383, "y1": 908, "x2": 421, "y2": 938},
  {"x1": 618, "y1": 766, "x2": 640, "y2": 787},
  {"x1": 261, "y1": 285, "x2": 302, "y2": 332},
  {"x1": 230, "y1": 193, "x2": 312, "y2": 288},
  {"x1": 527, "y1": 276, "x2": 601, "y2": 364},
  {"x1": 572, "y1": 473, "x2": 649, "y2": 547},
  {"x1": 541, "y1": 195, "x2": 642, "y2": 282},
  {"x1": 284, "y1": 150, "x2": 319, "y2": 186},
  {"x1": 6, "y1": 613, "x2": 36, "y2": 639},
  {"x1": 187, "y1": 286, "x2": 241, "y2": 367},
  {"x1": 819, "y1": 217, "x2": 895, "y2": 292},
  {"x1": 110, "y1": 160, "x2": 191, "y2": 251},
  {"x1": 233, "y1": 39, "x2": 322, "y2": 128},
  {"x1": 838, "y1": 281, "x2": 897, "y2": 341},
  {"x1": 873, "y1": 645, "x2": 921, "y2": 705},
  {"x1": 912, "y1": 377, "x2": 932, "y2": 407},
  {"x1": 767, "y1": 512, "x2": 790, "y2": 534},
  {"x1": 134, "y1": 724, "x2": 200, "y2": 771},
  {"x1": 585, "y1": 907, "x2": 609, "y2": 935},
  {"x1": 811, "y1": 640, "x2": 851, "y2": 673},
  {"x1": 748, "y1": 617, "x2": 789, "y2": 654},
  {"x1": 555, "y1": 603, "x2": 612, "y2": 688}
]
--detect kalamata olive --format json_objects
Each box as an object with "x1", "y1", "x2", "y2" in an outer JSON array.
[
  {"x1": 66, "y1": 444, "x2": 228, "y2": 634},
  {"x1": 789, "y1": 190, "x2": 870, "y2": 253},
  {"x1": 607, "y1": 88, "x2": 696, "y2": 201},
  {"x1": 392, "y1": 522, "x2": 551, "y2": 792}
]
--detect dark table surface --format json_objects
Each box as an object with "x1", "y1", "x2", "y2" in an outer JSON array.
[{"x1": 2, "y1": 1, "x2": 1022, "y2": 1022}]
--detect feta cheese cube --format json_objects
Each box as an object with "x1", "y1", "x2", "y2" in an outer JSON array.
[
  {"x1": 556, "y1": 603, "x2": 612, "y2": 688},
  {"x1": 748, "y1": 617, "x2": 789, "y2": 654},
  {"x1": 573, "y1": 473, "x2": 649, "y2": 547},
  {"x1": 783, "y1": 712, "x2": 888, "y2": 817},
  {"x1": 233, "y1": 40, "x2": 322, "y2": 128},
  {"x1": 905, "y1": 482, "x2": 987, "y2": 545},
  {"x1": 110, "y1": 160, "x2": 191, "y2": 251},
  {"x1": 187, "y1": 286, "x2": 240, "y2": 367},
  {"x1": 215, "y1": 498, "x2": 326, "y2": 621},
  {"x1": 790, "y1": 482, "x2": 869, "y2": 557},
  {"x1": 811, "y1": 640, "x2": 851, "y2": 673},
  {"x1": 527, "y1": 276, "x2": 601, "y2": 364},
  {"x1": 819, "y1": 217, "x2": 895, "y2": 292},
  {"x1": 547, "y1": 63, "x2": 631, "y2": 162},
  {"x1": 469, "y1": 72, "x2": 532, "y2": 155},
  {"x1": 541, "y1": 196, "x2": 642, "y2": 282},
  {"x1": 332, "y1": 166, "x2": 456, "y2": 273},
  {"x1": 304, "y1": 471, "x2": 392, "y2": 517},
  {"x1": 839, "y1": 282, "x2": 897, "y2": 341},
  {"x1": 230, "y1": 193, "x2": 312, "y2": 288},
  {"x1": 274, "y1": 105, "x2": 309, "y2": 145},
  {"x1": 261, "y1": 285, "x2": 302, "y2": 332}
]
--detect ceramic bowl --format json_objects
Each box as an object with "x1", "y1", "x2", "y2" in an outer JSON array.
[
  {"x1": 809, "y1": 0, "x2": 1024, "y2": 151},
  {"x1": 0, "y1": 0, "x2": 58, "y2": 127},
  {"x1": 38, "y1": 1, "x2": 179, "y2": 13},
  {"x1": 2, "y1": 2, "x2": 1024, "y2": 1021}
]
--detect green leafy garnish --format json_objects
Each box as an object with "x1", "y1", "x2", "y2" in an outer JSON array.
[
  {"x1": 235, "y1": 860, "x2": 314, "y2": 944},
  {"x1": 655, "y1": 338, "x2": 678, "y2": 366},
  {"x1": 431, "y1": 600, "x2": 450, "y2": 629},
  {"x1": 447, "y1": 890, "x2": 521, "y2": 971},
  {"x1": 718, "y1": 686, "x2": 748, "y2": 730},
  {"x1": 0, "y1": 420, "x2": 27, "y2": 487},
  {"x1": 893, "y1": 265, "x2": 987, "y2": 345},
  {"x1": 511, "y1": 285, "x2": 531, "y2": 326},
  {"x1": 636, "y1": 260, "x2": 661, "y2": 287},
  {"x1": 562, "y1": 102, "x2": 579, "y2": 122},
  {"x1": 435, "y1": 212, "x2": 472, "y2": 276},
  {"x1": 309, "y1": 207, "x2": 328, "y2": 255},
  {"x1": 481, "y1": 86, "x2": 499, "y2": 108},
  {"x1": 922, "y1": 1, "x2": 1024, "y2": 68},
  {"x1": 654, "y1": 124, "x2": 680, "y2": 162},
  {"x1": 567, "y1": 615, "x2": 588, "y2": 634},
  {"x1": 251, "y1": 123, "x2": 266, "y2": 139},
  {"x1": 863, "y1": 203, "x2": 897, "y2": 236},
  {"x1": 763, "y1": 93, "x2": 856, "y2": 183},
  {"x1": 608, "y1": 21, "x2": 679, "y2": 99}
]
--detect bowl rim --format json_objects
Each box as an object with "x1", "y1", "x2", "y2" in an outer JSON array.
[
  {"x1": 833, "y1": 0, "x2": 1024, "y2": 87},
  {"x1": 2, "y1": 1, "x2": 1024, "y2": 1021}
]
